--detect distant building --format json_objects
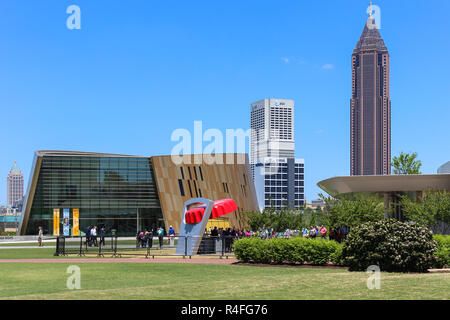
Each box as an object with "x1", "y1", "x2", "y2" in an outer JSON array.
[
  {"x1": 7, "y1": 161, "x2": 24, "y2": 207},
  {"x1": 254, "y1": 157, "x2": 304, "y2": 211},
  {"x1": 250, "y1": 98, "x2": 305, "y2": 211},
  {"x1": 311, "y1": 199, "x2": 325, "y2": 208},
  {"x1": 0, "y1": 206, "x2": 21, "y2": 233},
  {"x1": 350, "y1": 6, "x2": 391, "y2": 176},
  {"x1": 437, "y1": 161, "x2": 450, "y2": 174},
  {"x1": 250, "y1": 99, "x2": 295, "y2": 180}
]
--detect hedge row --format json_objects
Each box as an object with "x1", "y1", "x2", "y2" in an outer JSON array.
[{"x1": 233, "y1": 237, "x2": 342, "y2": 265}]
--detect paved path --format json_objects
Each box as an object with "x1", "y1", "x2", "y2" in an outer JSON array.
[
  {"x1": 0, "y1": 245, "x2": 176, "y2": 250},
  {"x1": 0, "y1": 258, "x2": 238, "y2": 264}
]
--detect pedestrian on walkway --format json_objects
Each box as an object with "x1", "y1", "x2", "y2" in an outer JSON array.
[
  {"x1": 38, "y1": 226, "x2": 43, "y2": 247},
  {"x1": 168, "y1": 225, "x2": 175, "y2": 246},
  {"x1": 157, "y1": 227, "x2": 164, "y2": 249}
]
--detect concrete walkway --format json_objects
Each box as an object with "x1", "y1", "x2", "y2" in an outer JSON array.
[{"x1": 0, "y1": 258, "x2": 238, "y2": 264}]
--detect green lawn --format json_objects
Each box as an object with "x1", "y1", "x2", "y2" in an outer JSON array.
[
  {"x1": 0, "y1": 248, "x2": 175, "y2": 259},
  {"x1": 0, "y1": 262, "x2": 448, "y2": 300},
  {"x1": 0, "y1": 247, "x2": 448, "y2": 300}
]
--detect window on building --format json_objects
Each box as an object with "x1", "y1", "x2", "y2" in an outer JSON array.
[
  {"x1": 194, "y1": 167, "x2": 198, "y2": 180},
  {"x1": 187, "y1": 180, "x2": 193, "y2": 197},
  {"x1": 193, "y1": 180, "x2": 199, "y2": 197},
  {"x1": 178, "y1": 179, "x2": 185, "y2": 197},
  {"x1": 180, "y1": 167, "x2": 185, "y2": 180}
]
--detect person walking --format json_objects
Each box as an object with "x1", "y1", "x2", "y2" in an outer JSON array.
[
  {"x1": 320, "y1": 225, "x2": 328, "y2": 240},
  {"x1": 302, "y1": 227, "x2": 308, "y2": 238},
  {"x1": 309, "y1": 226, "x2": 316, "y2": 239},
  {"x1": 147, "y1": 230, "x2": 153, "y2": 249},
  {"x1": 91, "y1": 226, "x2": 98, "y2": 247},
  {"x1": 100, "y1": 226, "x2": 106, "y2": 246},
  {"x1": 86, "y1": 226, "x2": 92, "y2": 246},
  {"x1": 140, "y1": 230, "x2": 147, "y2": 248},
  {"x1": 157, "y1": 227, "x2": 164, "y2": 249},
  {"x1": 38, "y1": 226, "x2": 43, "y2": 247},
  {"x1": 168, "y1": 225, "x2": 175, "y2": 246}
]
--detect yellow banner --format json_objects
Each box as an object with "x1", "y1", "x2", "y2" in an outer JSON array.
[
  {"x1": 53, "y1": 209, "x2": 60, "y2": 236},
  {"x1": 73, "y1": 209, "x2": 80, "y2": 236}
]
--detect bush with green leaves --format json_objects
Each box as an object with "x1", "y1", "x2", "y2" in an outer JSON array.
[
  {"x1": 233, "y1": 237, "x2": 342, "y2": 265},
  {"x1": 433, "y1": 234, "x2": 450, "y2": 268},
  {"x1": 342, "y1": 219, "x2": 437, "y2": 273}
]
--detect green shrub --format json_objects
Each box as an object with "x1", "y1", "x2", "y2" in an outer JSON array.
[
  {"x1": 330, "y1": 244, "x2": 343, "y2": 266},
  {"x1": 284, "y1": 237, "x2": 310, "y2": 264},
  {"x1": 433, "y1": 235, "x2": 450, "y2": 268},
  {"x1": 233, "y1": 237, "x2": 342, "y2": 265},
  {"x1": 267, "y1": 238, "x2": 289, "y2": 264},
  {"x1": 233, "y1": 237, "x2": 270, "y2": 263},
  {"x1": 342, "y1": 220, "x2": 437, "y2": 273}
]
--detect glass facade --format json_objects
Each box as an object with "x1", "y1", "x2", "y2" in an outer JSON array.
[
  {"x1": 255, "y1": 158, "x2": 305, "y2": 210},
  {"x1": 25, "y1": 155, "x2": 164, "y2": 236}
]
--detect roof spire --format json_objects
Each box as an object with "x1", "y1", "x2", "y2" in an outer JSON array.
[
  {"x1": 10, "y1": 161, "x2": 21, "y2": 173},
  {"x1": 369, "y1": 2, "x2": 373, "y2": 18}
]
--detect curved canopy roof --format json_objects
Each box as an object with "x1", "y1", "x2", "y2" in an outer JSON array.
[{"x1": 317, "y1": 174, "x2": 450, "y2": 197}]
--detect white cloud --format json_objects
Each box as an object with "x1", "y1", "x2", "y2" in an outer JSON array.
[
  {"x1": 281, "y1": 57, "x2": 290, "y2": 64},
  {"x1": 321, "y1": 64, "x2": 335, "y2": 70}
]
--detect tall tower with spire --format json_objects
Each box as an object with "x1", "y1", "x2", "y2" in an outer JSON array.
[
  {"x1": 7, "y1": 161, "x2": 24, "y2": 206},
  {"x1": 350, "y1": 4, "x2": 391, "y2": 176}
]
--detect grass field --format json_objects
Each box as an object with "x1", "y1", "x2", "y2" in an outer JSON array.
[
  {"x1": 0, "y1": 262, "x2": 449, "y2": 300},
  {"x1": 0, "y1": 248, "x2": 178, "y2": 259},
  {"x1": 0, "y1": 247, "x2": 448, "y2": 300}
]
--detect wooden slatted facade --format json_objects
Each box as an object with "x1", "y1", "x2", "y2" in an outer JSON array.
[{"x1": 151, "y1": 154, "x2": 259, "y2": 233}]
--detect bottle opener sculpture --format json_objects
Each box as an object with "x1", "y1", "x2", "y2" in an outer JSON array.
[{"x1": 176, "y1": 198, "x2": 237, "y2": 256}]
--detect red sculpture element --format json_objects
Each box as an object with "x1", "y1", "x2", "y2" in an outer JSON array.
[{"x1": 185, "y1": 199, "x2": 238, "y2": 224}]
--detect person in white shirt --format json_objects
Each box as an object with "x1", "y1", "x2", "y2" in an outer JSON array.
[{"x1": 90, "y1": 226, "x2": 98, "y2": 246}]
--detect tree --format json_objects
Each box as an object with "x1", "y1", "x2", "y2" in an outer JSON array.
[
  {"x1": 302, "y1": 206, "x2": 329, "y2": 228},
  {"x1": 243, "y1": 206, "x2": 305, "y2": 232},
  {"x1": 319, "y1": 193, "x2": 386, "y2": 229},
  {"x1": 243, "y1": 211, "x2": 270, "y2": 231},
  {"x1": 391, "y1": 152, "x2": 422, "y2": 174},
  {"x1": 400, "y1": 189, "x2": 450, "y2": 234}
]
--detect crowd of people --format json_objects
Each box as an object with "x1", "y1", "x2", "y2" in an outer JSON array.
[
  {"x1": 301, "y1": 225, "x2": 328, "y2": 239},
  {"x1": 79, "y1": 223, "x2": 348, "y2": 252},
  {"x1": 85, "y1": 225, "x2": 106, "y2": 247},
  {"x1": 136, "y1": 225, "x2": 175, "y2": 249},
  {"x1": 207, "y1": 225, "x2": 350, "y2": 243}
]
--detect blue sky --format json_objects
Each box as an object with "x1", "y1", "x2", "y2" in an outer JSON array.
[{"x1": 1, "y1": 0, "x2": 449, "y2": 205}]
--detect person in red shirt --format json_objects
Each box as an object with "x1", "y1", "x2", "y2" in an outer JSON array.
[{"x1": 320, "y1": 225, "x2": 328, "y2": 240}]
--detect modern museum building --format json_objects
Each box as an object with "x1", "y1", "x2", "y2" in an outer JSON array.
[{"x1": 18, "y1": 151, "x2": 259, "y2": 236}]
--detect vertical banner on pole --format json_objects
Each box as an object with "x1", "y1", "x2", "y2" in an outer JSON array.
[
  {"x1": 53, "y1": 209, "x2": 60, "y2": 236},
  {"x1": 63, "y1": 209, "x2": 70, "y2": 237},
  {"x1": 73, "y1": 209, "x2": 79, "y2": 236}
]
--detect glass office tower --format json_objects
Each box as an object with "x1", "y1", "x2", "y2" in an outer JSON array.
[{"x1": 24, "y1": 152, "x2": 163, "y2": 236}]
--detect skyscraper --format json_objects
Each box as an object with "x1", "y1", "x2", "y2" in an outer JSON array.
[
  {"x1": 250, "y1": 99, "x2": 304, "y2": 210},
  {"x1": 250, "y1": 99, "x2": 295, "y2": 179},
  {"x1": 350, "y1": 6, "x2": 391, "y2": 176},
  {"x1": 7, "y1": 161, "x2": 24, "y2": 207}
]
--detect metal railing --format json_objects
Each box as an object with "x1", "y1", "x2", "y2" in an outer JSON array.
[{"x1": 54, "y1": 235, "x2": 239, "y2": 258}]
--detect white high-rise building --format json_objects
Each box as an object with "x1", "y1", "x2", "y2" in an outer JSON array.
[
  {"x1": 250, "y1": 99, "x2": 295, "y2": 179},
  {"x1": 250, "y1": 99, "x2": 304, "y2": 210},
  {"x1": 7, "y1": 161, "x2": 24, "y2": 207}
]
